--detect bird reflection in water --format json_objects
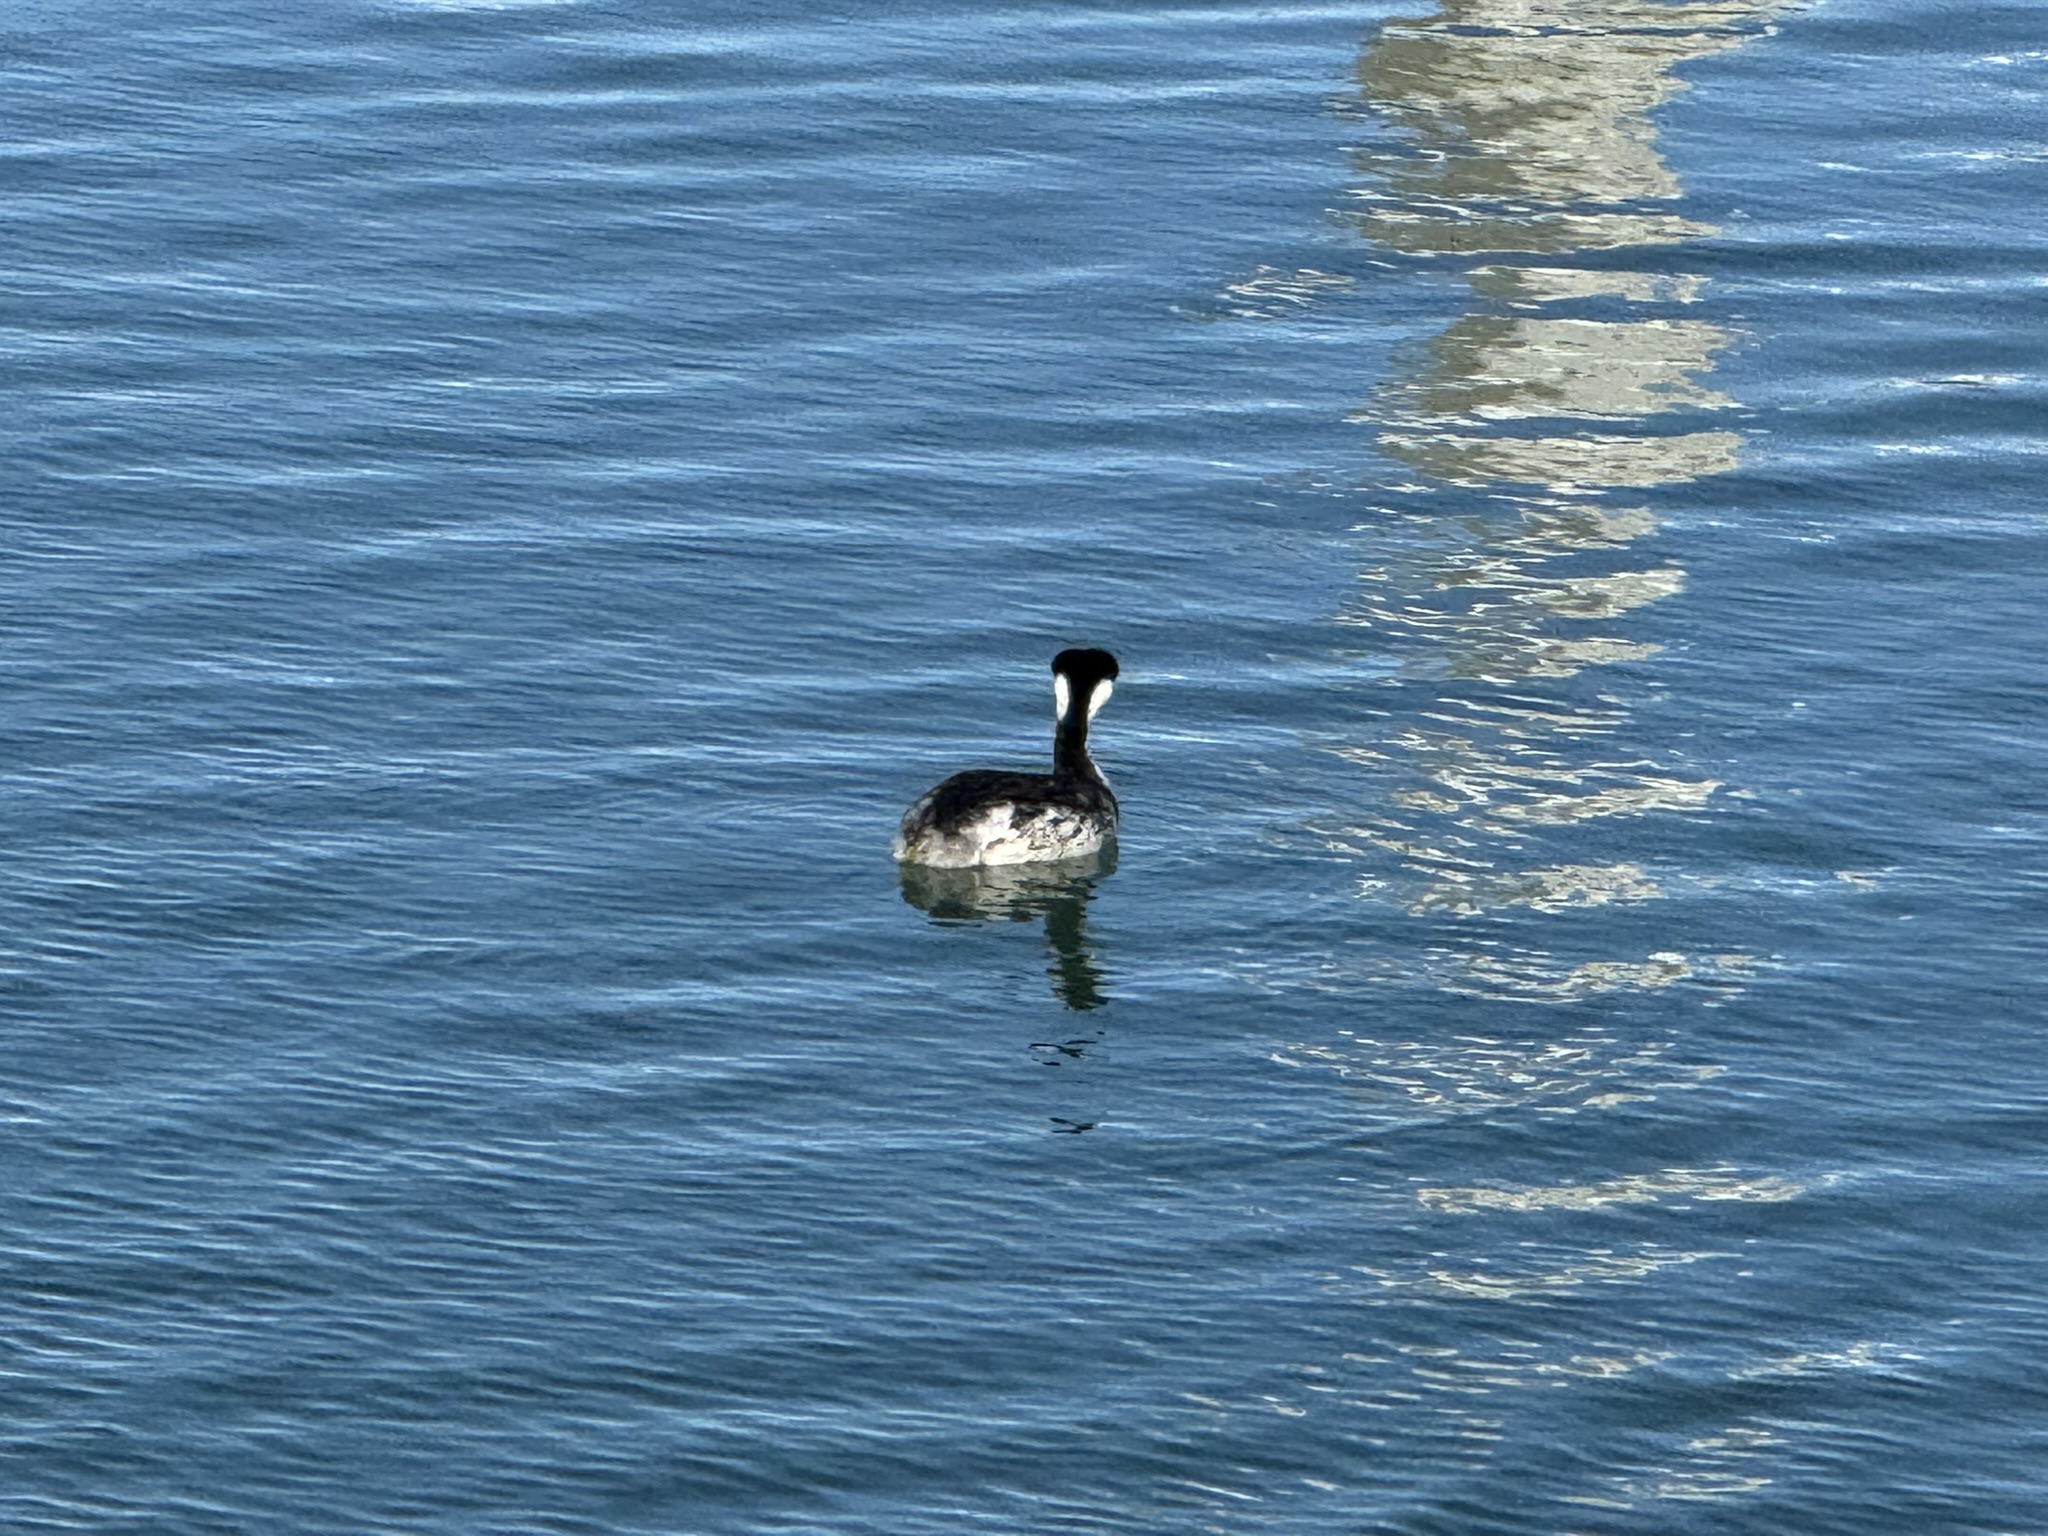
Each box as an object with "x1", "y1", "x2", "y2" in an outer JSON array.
[{"x1": 897, "y1": 845, "x2": 1115, "y2": 1012}]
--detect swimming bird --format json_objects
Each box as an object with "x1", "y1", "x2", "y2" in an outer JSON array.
[{"x1": 893, "y1": 648, "x2": 1120, "y2": 868}]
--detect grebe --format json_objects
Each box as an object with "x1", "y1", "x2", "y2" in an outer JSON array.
[{"x1": 893, "y1": 648, "x2": 1120, "y2": 868}]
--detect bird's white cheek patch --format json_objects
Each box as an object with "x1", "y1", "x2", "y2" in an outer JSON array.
[
  {"x1": 1053, "y1": 674, "x2": 1072, "y2": 719},
  {"x1": 1087, "y1": 678, "x2": 1114, "y2": 719}
]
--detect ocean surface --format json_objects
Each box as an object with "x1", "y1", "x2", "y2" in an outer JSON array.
[{"x1": 5, "y1": 0, "x2": 2046, "y2": 1530}]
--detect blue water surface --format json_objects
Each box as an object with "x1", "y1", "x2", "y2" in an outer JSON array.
[{"x1": 5, "y1": 0, "x2": 2047, "y2": 1530}]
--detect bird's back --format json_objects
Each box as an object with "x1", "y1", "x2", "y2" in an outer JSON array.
[{"x1": 895, "y1": 769, "x2": 1115, "y2": 868}]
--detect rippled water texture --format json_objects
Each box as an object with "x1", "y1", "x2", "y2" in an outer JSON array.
[{"x1": 6, "y1": 0, "x2": 2047, "y2": 1530}]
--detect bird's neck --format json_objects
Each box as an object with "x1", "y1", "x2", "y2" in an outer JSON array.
[{"x1": 1054, "y1": 711, "x2": 1097, "y2": 780}]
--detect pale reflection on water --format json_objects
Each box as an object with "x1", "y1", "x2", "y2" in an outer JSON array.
[
  {"x1": 1418, "y1": 1167, "x2": 1807, "y2": 1213},
  {"x1": 1346, "y1": 0, "x2": 1783, "y2": 248},
  {"x1": 1319, "y1": 0, "x2": 1783, "y2": 993},
  {"x1": 1377, "y1": 427, "x2": 1743, "y2": 489},
  {"x1": 1257, "y1": 2, "x2": 1801, "y2": 1511},
  {"x1": 1377, "y1": 315, "x2": 1736, "y2": 422},
  {"x1": 1352, "y1": 1245, "x2": 1732, "y2": 1301},
  {"x1": 1273, "y1": 1025, "x2": 1724, "y2": 1117}
]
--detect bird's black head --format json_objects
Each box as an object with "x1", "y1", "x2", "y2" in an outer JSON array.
[
  {"x1": 1052, "y1": 647, "x2": 1118, "y2": 687},
  {"x1": 1051, "y1": 648, "x2": 1119, "y2": 724}
]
